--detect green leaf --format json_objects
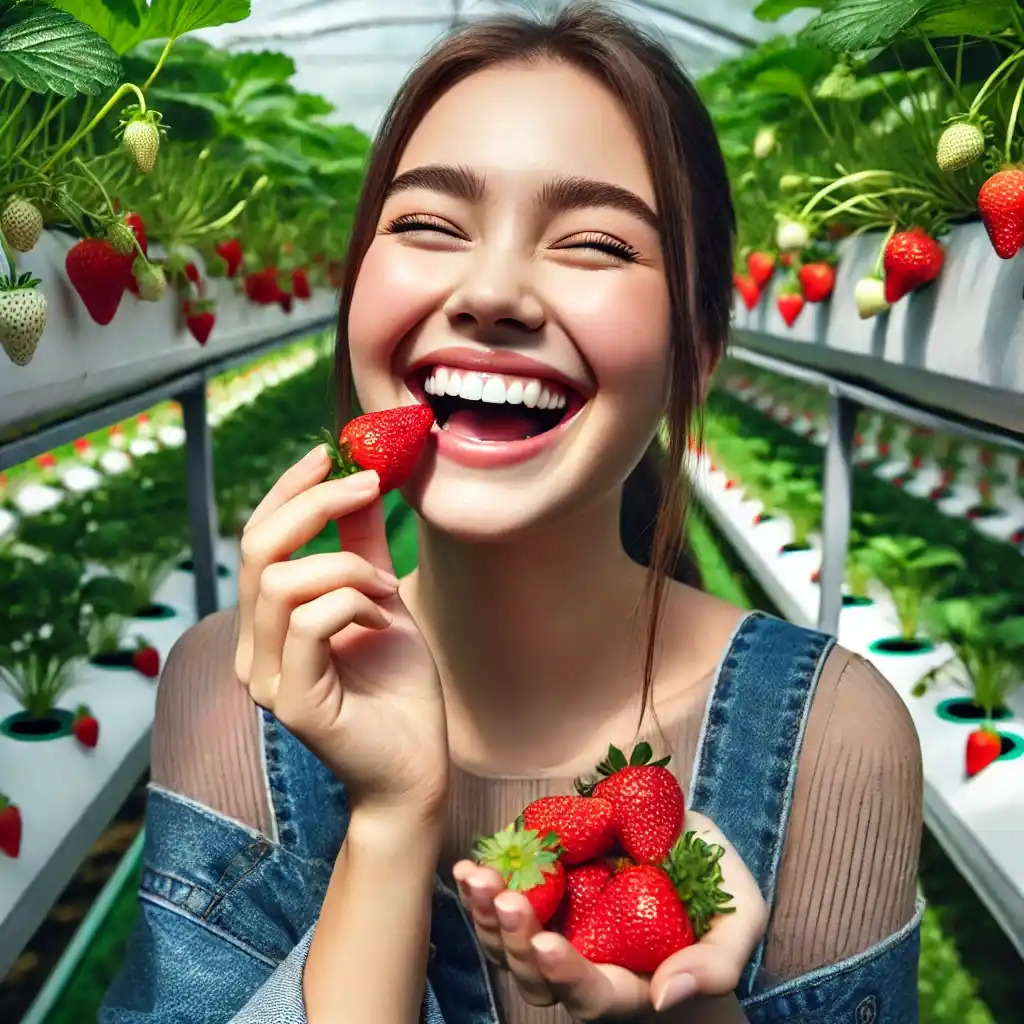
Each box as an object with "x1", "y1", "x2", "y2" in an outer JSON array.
[
  {"x1": 801, "y1": 0, "x2": 927, "y2": 53},
  {"x1": 54, "y1": 0, "x2": 149, "y2": 54},
  {"x1": 754, "y1": 0, "x2": 828, "y2": 21},
  {"x1": 750, "y1": 67, "x2": 813, "y2": 101},
  {"x1": 0, "y1": 1, "x2": 122, "y2": 95},
  {"x1": 630, "y1": 742, "x2": 653, "y2": 765},
  {"x1": 99, "y1": 0, "x2": 144, "y2": 27},
  {"x1": 145, "y1": 0, "x2": 250, "y2": 41},
  {"x1": 919, "y1": 0, "x2": 1018, "y2": 37}
]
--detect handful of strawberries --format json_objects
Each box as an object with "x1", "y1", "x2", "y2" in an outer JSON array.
[{"x1": 472, "y1": 743, "x2": 734, "y2": 974}]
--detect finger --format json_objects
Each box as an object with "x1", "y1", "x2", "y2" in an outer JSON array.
[
  {"x1": 529, "y1": 932, "x2": 649, "y2": 1018},
  {"x1": 236, "y1": 471, "x2": 380, "y2": 682},
  {"x1": 336, "y1": 495, "x2": 394, "y2": 575},
  {"x1": 267, "y1": 588, "x2": 392, "y2": 714},
  {"x1": 460, "y1": 865, "x2": 507, "y2": 967},
  {"x1": 243, "y1": 444, "x2": 331, "y2": 536},
  {"x1": 249, "y1": 552, "x2": 399, "y2": 696},
  {"x1": 650, "y1": 811, "x2": 768, "y2": 1009},
  {"x1": 493, "y1": 892, "x2": 556, "y2": 1006}
]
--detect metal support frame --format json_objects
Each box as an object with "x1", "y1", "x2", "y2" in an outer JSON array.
[
  {"x1": 817, "y1": 390, "x2": 860, "y2": 635},
  {"x1": 178, "y1": 381, "x2": 220, "y2": 620}
]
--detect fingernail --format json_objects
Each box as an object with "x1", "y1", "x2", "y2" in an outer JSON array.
[
  {"x1": 494, "y1": 901, "x2": 522, "y2": 932},
  {"x1": 531, "y1": 933, "x2": 562, "y2": 960},
  {"x1": 377, "y1": 569, "x2": 400, "y2": 587},
  {"x1": 655, "y1": 973, "x2": 698, "y2": 1010}
]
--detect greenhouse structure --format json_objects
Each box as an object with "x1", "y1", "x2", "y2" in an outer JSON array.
[{"x1": 0, "y1": 1, "x2": 1021, "y2": 1021}]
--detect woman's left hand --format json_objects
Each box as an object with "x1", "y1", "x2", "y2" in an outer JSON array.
[{"x1": 451, "y1": 811, "x2": 768, "y2": 1019}]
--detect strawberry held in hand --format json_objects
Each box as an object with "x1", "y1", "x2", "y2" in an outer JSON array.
[
  {"x1": 321, "y1": 404, "x2": 435, "y2": 494},
  {"x1": 883, "y1": 228, "x2": 943, "y2": 303},
  {"x1": 520, "y1": 794, "x2": 616, "y2": 865},
  {"x1": 576, "y1": 742, "x2": 684, "y2": 864},
  {"x1": 473, "y1": 826, "x2": 566, "y2": 926},
  {"x1": 551, "y1": 860, "x2": 615, "y2": 940}
]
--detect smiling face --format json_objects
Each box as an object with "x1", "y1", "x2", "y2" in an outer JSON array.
[{"x1": 347, "y1": 59, "x2": 672, "y2": 541}]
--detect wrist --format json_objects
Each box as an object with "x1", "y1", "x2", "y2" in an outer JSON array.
[{"x1": 346, "y1": 802, "x2": 447, "y2": 860}]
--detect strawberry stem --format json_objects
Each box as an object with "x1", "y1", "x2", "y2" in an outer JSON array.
[
  {"x1": 873, "y1": 222, "x2": 899, "y2": 278},
  {"x1": 1005, "y1": 75, "x2": 1024, "y2": 164},
  {"x1": 472, "y1": 828, "x2": 562, "y2": 891},
  {"x1": 970, "y1": 50, "x2": 1024, "y2": 118},
  {"x1": 42, "y1": 83, "x2": 147, "y2": 174}
]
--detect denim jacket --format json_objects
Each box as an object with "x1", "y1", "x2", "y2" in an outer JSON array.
[{"x1": 101, "y1": 611, "x2": 922, "y2": 1023}]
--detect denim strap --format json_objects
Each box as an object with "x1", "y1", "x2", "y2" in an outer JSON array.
[{"x1": 688, "y1": 611, "x2": 835, "y2": 997}]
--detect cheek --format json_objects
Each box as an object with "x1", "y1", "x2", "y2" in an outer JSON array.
[
  {"x1": 553, "y1": 268, "x2": 670, "y2": 395},
  {"x1": 348, "y1": 241, "x2": 448, "y2": 366}
]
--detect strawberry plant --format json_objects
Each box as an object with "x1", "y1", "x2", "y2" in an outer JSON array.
[
  {"x1": 863, "y1": 535, "x2": 965, "y2": 652},
  {"x1": 914, "y1": 596, "x2": 1024, "y2": 718},
  {"x1": 774, "y1": 476, "x2": 822, "y2": 552}
]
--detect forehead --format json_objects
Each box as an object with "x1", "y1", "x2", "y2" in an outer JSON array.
[{"x1": 395, "y1": 60, "x2": 655, "y2": 204}]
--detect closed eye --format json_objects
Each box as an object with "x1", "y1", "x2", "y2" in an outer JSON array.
[
  {"x1": 560, "y1": 233, "x2": 638, "y2": 262},
  {"x1": 384, "y1": 214, "x2": 461, "y2": 238}
]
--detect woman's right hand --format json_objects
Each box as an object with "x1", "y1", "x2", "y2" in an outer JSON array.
[{"x1": 234, "y1": 443, "x2": 449, "y2": 824}]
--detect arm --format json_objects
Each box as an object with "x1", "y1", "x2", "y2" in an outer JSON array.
[{"x1": 303, "y1": 811, "x2": 443, "y2": 1023}]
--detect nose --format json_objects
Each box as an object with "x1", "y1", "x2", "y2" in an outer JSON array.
[{"x1": 443, "y1": 250, "x2": 545, "y2": 336}]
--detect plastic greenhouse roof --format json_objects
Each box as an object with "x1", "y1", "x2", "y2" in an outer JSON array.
[{"x1": 195, "y1": 0, "x2": 815, "y2": 135}]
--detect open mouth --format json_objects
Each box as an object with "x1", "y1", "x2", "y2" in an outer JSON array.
[{"x1": 407, "y1": 365, "x2": 585, "y2": 443}]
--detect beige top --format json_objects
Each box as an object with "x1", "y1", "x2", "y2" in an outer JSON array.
[{"x1": 152, "y1": 609, "x2": 922, "y2": 1024}]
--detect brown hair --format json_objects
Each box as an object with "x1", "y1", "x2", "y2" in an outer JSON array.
[{"x1": 333, "y1": 1, "x2": 735, "y2": 715}]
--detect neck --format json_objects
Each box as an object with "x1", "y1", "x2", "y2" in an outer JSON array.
[{"x1": 407, "y1": 492, "x2": 652, "y2": 768}]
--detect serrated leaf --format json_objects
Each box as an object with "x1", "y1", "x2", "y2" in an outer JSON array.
[
  {"x1": 54, "y1": 0, "x2": 149, "y2": 54},
  {"x1": 755, "y1": 0, "x2": 828, "y2": 21},
  {"x1": 919, "y1": 0, "x2": 1017, "y2": 36},
  {"x1": 0, "y1": 2, "x2": 122, "y2": 95},
  {"x1": 99, "y1": 0, "x2": 144, "y2": 27},
  {"x1": 145, "y1": 0, "x2": 250, "y2": 41},
  {"x1": 750, "y1": 68, "x2": 811, "y2": 100},
  {"x1": 801, "y1": 0, "x2": 926, "y2": 53}
]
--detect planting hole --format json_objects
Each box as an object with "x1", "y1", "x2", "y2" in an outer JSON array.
[
  {"x1": 779, "y1": 541, "x2": 812, "y2": 554},
  {"x1": 134, "y1": 602, "x2": 177, "y2": 620},
  {"x1": 841, "y1": 594, "x2": 874, "y2": 608},
  {"x1": 868, "y1": 636, "x2": 935, "y2": 656},
  {"x1": 90, "y1": 650, "x2": 137, "y2": 670},
  {"x1": 178, "y1": 558, "x2": 232, "y2": 578},
  {"x1": 936, "y1": 698, "x2": 1012, "y2": 724},
  {"x1": 965, "y1": 505, "x2": 1003, "y2": 520},
  {"x1": 0, "y1": 708, "x2": 75, "y2": 743},
  {"x1": 999, "y1": 733, "x2": 1022, "y2": 759}
]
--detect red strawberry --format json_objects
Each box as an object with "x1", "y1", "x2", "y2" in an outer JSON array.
[
  {"x1": 214, "y1": 238, "x2": 244, "y2": 278},
  {"x1": 520, "y1": 795, "x2": 616, "y2": 865},
  {"x1": 978, "y1": 168, "x2": 1024, "y2": 259},
  {"x1": 747, "y1": 250, "x2": 775, "y2": 288},
  {"x1": 779, "y1": 251, "x2": 794, "y2": 268},
  {"x1": 571, "y1": 864, "x2": 694, "y2": 972},
  {"x1": 966, "y1": 727, "x2": 1001, "y2": 777},
  {"x1": 551, "y1": 860, "x2": 616, "y2": 940},
  {"x1": 291, "y1": 267, "x2": 311, "y2": 300},
  {"x1": 278, "y1": 292, "x2": 293, "y2": 314},
  {"x1": 132, "y1": 645, "x2": 161, "y2": 679},
  {"x1": 184, "y1": 263, "x2": 201, "y2": 291},
  {"x1": 777, "y1": 291, "x2": 804, "y2": 327},
  {"x1": 798, "y1": 262, "x2": 835, "y2": 302},
  {"x1": 322, "y1": 404, "x2": 435, "y2": 494},
  {"x1": 72, "y1": 706, "x2": 99, "y2": 748},
  {"x1": 65, "y1": 238, "x2": 134, "y2": 325},
  {"x1": 473, "y1": 827, "x2": 566, "y2": 926},
  {"x1": 733, "y1": 273, "x2": 760, "y2": 310},
  {"x1": 0, "y1": 794, "x2": 21, "y2": 858},
  {"x1": 244, "y1": 269, "x2": 279, "y2": 305},
  {"x1": 883, "y1": 228, "x2": 944, "y2": 303},
  {"x1": 123, "y1": 212, "x2": 148, "y2": 255},
  {"x1": 184, "y1": 303, "x2": 216, "y2": 345},
  {"x1": 576, "y1": 743, "x2": 684, "y2": 864}
]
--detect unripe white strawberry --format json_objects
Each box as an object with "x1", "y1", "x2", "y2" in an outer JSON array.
[
  {"x1": 854, "y1": 276, "x2": 889, "y2": 319},
  {"x1": 134, "y1": 259, "x2": 166, "y2": 302},
  {"x1": 1, "y1": 198, "x2": 43, "y2": 253},
  {"x1": 936, "y1": 122, "x2": 985, "y2": 172},
  {"x1": 776, "y1": 218, "x2": 810, "y2": 251},
  {"x1": 122, "y1": 118, "x2": 161, "y2": 174},
  {"x1": 753, "y1": 126, "x2": 777, "y2": 159},
  {"x1": 0, "y1": 274, "x2": 47, "y2": 366}
]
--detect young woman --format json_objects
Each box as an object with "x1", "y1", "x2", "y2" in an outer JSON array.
[{"x1": 101, "y1": 4, "x2": 924, "y2": 1022}]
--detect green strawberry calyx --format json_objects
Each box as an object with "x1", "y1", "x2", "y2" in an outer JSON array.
[
  {"x1": 573, "y1": 741, "x2": 670, "y2": 797},
  {"x1": 319, "y1": 426, "x2": 361, "y2": 480},
  {"x1": 472, "y1": 826, "x2": 562, "y2": 892},
  {"x1": 662, "y1": 830, "x2": 735, "y2": 939},
  {"x1": 0, "y1": 271, "x2": 42, "y2": 293},
  {"x1": 115, "y1": 106, "x2": 167, "y2": 140},
  {"x1": 74, "y1": 704, "x2": 93, "y2": 720}
]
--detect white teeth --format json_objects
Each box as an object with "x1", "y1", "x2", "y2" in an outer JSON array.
[
  {"x1": 422, "y1": 366, "x2": 572, "y2": 411},
  {"x1": 481, "y1": 377, "x2": 506, "y2": 403},
  {"x1": 459, "y1": 374, "x2": 483, "y2": 401}
]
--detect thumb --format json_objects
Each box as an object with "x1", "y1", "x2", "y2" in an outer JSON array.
[{"x1": 335, "y1": 488, "x2": 395, "y2": 575}]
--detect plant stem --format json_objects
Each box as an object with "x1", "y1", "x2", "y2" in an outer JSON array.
[
  {"x1": 12, "y1": 95, "x2": 69, "y2": 160},
  {"x1": 41, "y1": 82, "x2": 147, "y2": 174},
  {"x1": 873, "y1": 222, "x2": 898, "y2": 277},
  {"x1": 919, "y1": 31, "x2": 963, "y2": 106},
  {"x1": 143, "y1": 39, "x2": 175, "y2": 91},
  {"x1": 1005, "y1": 74, "x2": 1024, "y2": 164},
  {"x1": 0, "y1": 230, "x2": 15, "y2": 279},
  {"x1": 73, "y1": 157, "x2": 116, "y2": 218},
  {"x1": 799, "y1": 170, "x2": 897, "y2": 219},
  {"x1": 970, "y1": 50, "x2": 1024, "y2": 116},
  {"x1": 0, "y1": 89, "x2": 31, "y2": 147}
]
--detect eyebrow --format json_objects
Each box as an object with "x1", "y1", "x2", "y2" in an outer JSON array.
[{"x1": 384, "y1": 163, "x2": 659, "y2": 231}]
